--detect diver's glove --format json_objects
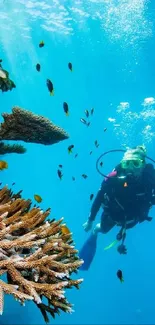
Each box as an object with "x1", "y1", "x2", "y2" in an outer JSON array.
[
  {"x1": 117, "y1": 244, "x2": 127, "y2": 255},
  {"x1": 83, "y1": 219, "x2": 93, "y2": 232}
]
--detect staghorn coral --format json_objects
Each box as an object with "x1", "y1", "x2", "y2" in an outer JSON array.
[
  {"x1": 0, "y1": 142, "x2": 26, "y2": 155},
  {"x1": 0, "y1": 186, "x2": 83, "y2": 322},
  {"x1": 0, "y1": 106, "x2": 69, "y2": 145}
]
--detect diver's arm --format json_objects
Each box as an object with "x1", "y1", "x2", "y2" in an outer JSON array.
[{"x1": 88, "y1": 180, "x2": 107, "y2": 222}]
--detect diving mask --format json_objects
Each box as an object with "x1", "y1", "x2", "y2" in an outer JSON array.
[{"x1": 121, "y1": 159, "x2": 144, "y2": 170}]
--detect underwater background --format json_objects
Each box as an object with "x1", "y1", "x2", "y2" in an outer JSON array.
[{"x1": 0, "y1": 0, "x2": 155, "y2": 324}]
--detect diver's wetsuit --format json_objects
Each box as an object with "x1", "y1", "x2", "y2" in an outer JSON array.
[{"x1": 88, "y1": 163, "x2": 155, "y2": 233}]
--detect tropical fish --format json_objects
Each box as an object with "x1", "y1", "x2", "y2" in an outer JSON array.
[
  {"x1": 90, "y1": 108, "x2": 94, "y2": 115},
  {"x1": 85, "y1": 110, "x2": 89, "y2": 118},
  {"x1": 57, "y1": 169, "x2": 63, "y2": 180},
  {"x1": 100, "y1": 162, "x2": 103, "y2": 167},
  {"x1": 117, "y1": 269, "x2": 124, "y2": 283},
  {"x1": 75, "y1": 153, "x2": 78, "y2": 158},
  {"x1": 61, "y1": 225, "x2": 71, "y2": 235},
  {"x1": 72, "y1": 176, "x2": 75, "y2": 181},
  {"x1": 68, "y1": 145, "x2": 74, "y2": 154},
  {"x1": 0, "y1": 161, "x2": 8, "y2": 170},
  {"x1": 90, "y1": 151, "x2": 92, "y2": 155},
  {"x1": 46, "y1": 79, "x2": 54, "y2": 96},
  {"x1": 36, "y1": 63, "x2": 41, "y2": 72},
  {"x1": 34, "y1": 194, "x2": 42, "y2": 203},
  {"x1": 68, "y1": 62, "x2": 73, "y2": 71},
  {"x1": 90, "y1": 194, "x2": 94, "y2": 201},
  {"x1": 63, "y1": 102, "x2": 69, "y2": 115},
  {"x1": 39, "y1": 41, "x2": 44, "y2": 48},
  {"x1": 80, "y1": 118, "x2": 87, "y2": 125},
  {"x1": 82, "y1": 174, "x2": 88, "y2": 179},
  {"x1": 104, "y1": 128, "x2": 107, "y2": 132},
  {"x1": 95, "y1": 140, "x2": 99, "y2": 148}
]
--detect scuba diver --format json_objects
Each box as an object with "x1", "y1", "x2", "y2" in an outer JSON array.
[{"x1": 79, "y1": 145, "x2": 155, "y2": 270}]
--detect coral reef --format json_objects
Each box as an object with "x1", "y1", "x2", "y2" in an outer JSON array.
[
  {"x1": 0, "y1": 64, "x2": 16, "y2": 93},
  {"x1": 0, "y1": 142, "x2": 26, "y2": 155},
  {"x1": 0, "y1": 186, "x2": 83, "y2": 323},
  {"x1": 0, "y1": 106, "x2": 69, "y2": 145}
]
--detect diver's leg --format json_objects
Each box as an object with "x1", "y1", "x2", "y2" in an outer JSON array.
[{"x1": 93, "y1": 211, "x2": 115, "y2": 235}]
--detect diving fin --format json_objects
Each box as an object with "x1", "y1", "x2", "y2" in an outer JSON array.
[{"x1": 79, "y1": 233, "x2": 97, "y2": 271}]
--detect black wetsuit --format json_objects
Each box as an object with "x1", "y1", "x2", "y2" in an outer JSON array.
[{"x1": 88, "y1": 163, "x2": 155, "y2": 233}]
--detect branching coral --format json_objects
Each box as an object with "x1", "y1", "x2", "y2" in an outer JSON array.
[
  {"x1": 0, "y1": 186, "x2": 83, "y2": 322},
  {"x1": 0, "y1": 106, "x2": 69, "y2": 145},
  {"x1": 0, "y1": 142, "x2": 26, "y2": 155}
]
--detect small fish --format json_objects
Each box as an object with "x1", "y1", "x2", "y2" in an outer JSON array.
[
  {"x1": 46, "y1": 79, "x2": 54, "y2": 96},
  {"x1": 57, "y1": 169, "x2": 63, "y2": 180},
  {"x1": 87, "y1": 122, "x2": 90, "y2": 127},
  {"x1": 0, "y1": 59, "x2": 2, "y2": 63},
  {"x1": 90, "y1": 194, "x2": 94, "y2": 201},
  {"x1": 61, "y1": 224, "x2": 71, "y2": 235},
  {"x1": 117, "y1": 269, "x2": 124, "y2": 283},
  {"x1": 85, "y1": 110, "x2": 89, "y2": 118},
  {"x1": 68, "y1": 62, "x2": 73, "y2": 71},
  {"x1": 91, "y1": 108, "x2": 94, "y2": 115},
  {"x1": 95, "y1": 140, "x2": 99, "y2": 148},
  {"x1": 63, "y1": 102, "x2": 69, "y2": 116},
  {"x1": 75, "y1": 153, "x2": 78, "y2": 158},
  {"x1": 12, "y1": 182, "x2": 15, "y2": 186},
  {"x1": 36, "y1": 63, "x2": 41, "y2": 72},
  {"x1": 100, "y1": 162, "x2": 103, "y2": 167},
  {"x1": 34, "y1": 194, "x2": 42, "y2": 203},
  {"x1": 104, "y1": 128, "x2": 107, "y2": 132},
  {"x1": 0, "y1": 161, "x2": 8, "y2": 170},
  {"x1": 72, "y1": 176, "x2": 75, "y2": 181},
  {"x1": 39, "y1": 41, "x2": 44, "y2": 48},
  {"x1": 68, "y1": 145, "x2": 74, "y2": 154},
  {"x1": 82, "y1": 174, "x2": 88, "y2": 179},
  {"x1": 90, "y1": 151, "x2": 92, "y2": 155},
  {"x1": 80, "y1": 118, "x2": 87, "y2": 125},
  {"x1": 59, "y1": 164, "x2": 63, "y2": 168}
]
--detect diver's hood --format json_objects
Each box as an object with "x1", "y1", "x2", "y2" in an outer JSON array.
[{"x1": 121, "y1": 147, "x2": 146, "y2": 162}]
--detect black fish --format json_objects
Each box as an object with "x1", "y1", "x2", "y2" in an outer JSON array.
[
  {"x1": 100, "y1": 162, "x2": 103, "y2": 167},
  {"x1": 104, "y1": 128, "x2": 107, "y2": 132},
  {"x1": 46, "y1": 79, "x2": 54, "y2": 96},
  {"x1": 75, "y1": 153, "x2": 78, "y2": 158},
  {"x1": 85, "y1": 110, "x2": 89, "y2": 118},
  {"x1": 91, "y1": 108, "x2": 94, "y2": 115},
  {"x1": 80, "y1": 118, "x2": 87, "y2": 125},
  {"x1": 59, "y1": 164, "x2": 63, "y2": 168},
  {"x1": 90, "y1": 194, "x2": 94, "y2": 201},
  {"x1": 95, "y1": 140, "x2": 99, "y2": 148},
  {"x1": 63, "y1": 102, "x2": 69, "y2": 116},
  {"x1": 68, "y1": 145, "x2": 74, "y2": 153},
  {"x1": 0, "y1": 59, "x2": 2, "y2": 63},
  {"x1": 36, "y1": 63, "x2": 41, "y2": 72},
  {"x1": 39, "y1": 41, "x2": 44, "y2": 48},
  {"x1": 68, "y1": 62, "x2": 73, "y2": 71},
  {"x1": 57, "y1": 169, "x2": 63, "y2": 180},
  {"x1": 117, "y1": 269, "x2": 124, "y2": 283},
  {"x1": 82, "y1": 174, "x2": 88, "y2": 179},
  {"x1": 90, "y1": 151, "x2": 92, "y2": 155},
  {"x1": 72, "y1": 176, "x2": 75, "y2": 181}
]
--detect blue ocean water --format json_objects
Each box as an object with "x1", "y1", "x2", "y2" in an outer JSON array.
[{"x1": 0, "y1": 0, "x2": 155, "y2": 324}]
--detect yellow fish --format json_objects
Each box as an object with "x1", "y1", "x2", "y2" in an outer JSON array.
[
  {"x1": 34, "y1": 194, "x2": 42, "y2": 203},
  {"x1": 61, "y1": 225, "x2": 71, "y2": 235},
  {"x1": 0, "y1": 161, "x2": 8, "y2": 170}
]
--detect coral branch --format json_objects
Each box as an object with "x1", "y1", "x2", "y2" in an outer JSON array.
[
  {"x1": 0, "y1": 106, "x2": 69, "y2": 145},
  {"x1": 0, "y1": 186, "x2": 83, "y2": 323}
]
